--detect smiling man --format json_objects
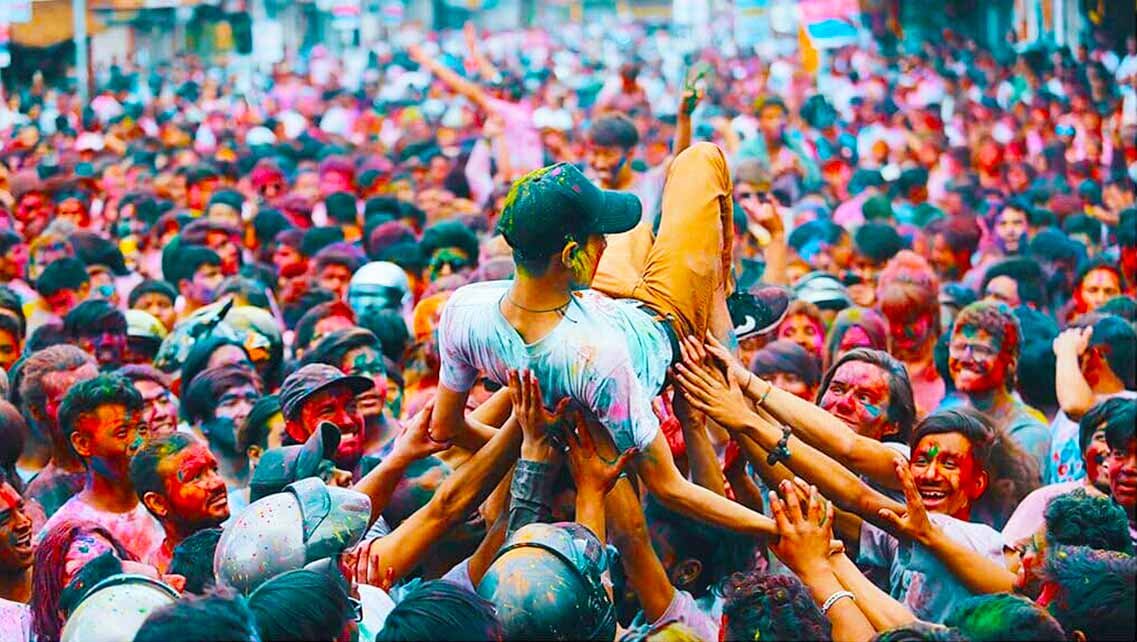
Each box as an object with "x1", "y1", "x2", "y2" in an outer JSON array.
[
  {"x1": 37, "y1": 374, "x2": 163, "y2": 561},
  {"x1": 279, "y1": 363, "x2": 374, "y2": 475},
  {"x1": 0, "y1": 481, "x2": 33, "y2": 642},
  {"x1": 130, "y1": 433, "x2": 230, "y2": 572},
  {"x1": 942, "y1": 301, "x2": 1049, "y2": 478}
]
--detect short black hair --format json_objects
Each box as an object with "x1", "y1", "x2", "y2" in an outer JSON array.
[
  {"x1": 180, "y1": 335, "x2": 251, "y2": 395},
  {"x1": 181, "y1": 364, "x2": 262, "y2": 425},
  {"x1": 1079, "y1": 397, "x2": 1129, "y2": 454},
  {"x1": 376, "y1": 580, "x2": 503, "y2": 642},
  {"x1": 909, "y1": 408, "x2": 994, "y2": 474},
  {"x1": 63, "y1": 299, "x2": 126, "y2": 339},
  {"x1": 58, "y1": 374, "x2": 143, "y2": 451},
  {"x1": 134, "y1": 586, "x2": 259, "y2": 642},
  {"x1": 216, "y1": 276, "x2": 271, "y2": 309},
  {"x1": 238, "y1": 394, "x2": 281, "y2": 453},
  {"x1": 35, "y1": 257, "x2": 89, "y2": 297},
  {"x1": 1088, "y1": 314, "x2": 1137, "y2": 388},
  {"x1": 247, "y1": 569, "x2": 354, "y2": 641},
  {"x1": 788, "y1": 219, "x2": 847, "y2": 253},
  {"x1": 302, "y1": 327, "x2": 383, "y2": 372},
  {"x1": 128, "y1": 279, "x2": 178, "y2": 309},
  {"x1": 0, "y1": 285, "x2": 26, "y2": 339},
  {"x1": 853, "y1": 223, "x2": 904, "y2": 263},
  {"x1": 294, "y1": 302, "x2": 355, "y2": 353},
  {"x1": 168, "y1": 527, "x2": 224, "y2": 595},
  {"x1": 589, "y1": 114, "x2": 639, "y2": 150},
  {"x1": 359, "y1": 309, "x2": 411, "y2": 364},
  {"x1": 981, "y1": 258, "x2": 1048, "y2": 308},
  {"x1": 748, "y1": 339, "x2": 821, "y2": 388},
  {"x1": 1104, "y1": 399, "x2": 1137, "y2": 452},
  {"x1": 420, "y1": 220, "x2": 480, "y2": 267},
  {"x1": 1042, "y1": 545, "x2": 1137, "y2": 642},
  {"x1": 300, "y1": 226, "x2": 345, "y2": 257},
  {"x1": 167, "y1": 244, "x2": 221, "y2": 289}
]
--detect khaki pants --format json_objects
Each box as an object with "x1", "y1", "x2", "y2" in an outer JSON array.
[{"x1": 592, "y1": 142, "x2": 736, "y2": 341}]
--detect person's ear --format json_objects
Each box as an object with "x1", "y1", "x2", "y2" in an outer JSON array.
[
  {"x1": 674, "y1": 559, "x2": 702, "y2": 589},
  {"x1": 69, "y1": 427, "x2": 92, "y2": 459},
  {"x1": 77, "y1": 282, "x2": 90, "y2": 300},
  {"x1": 246, "y1": 444, "x2": 263, "y2": 469},
  {"x1": 969, "y1": 469, "x2": 989, "y2": 500},
  {"x1": 142, "y1": 491, "x2": 169, "y2": 519},
  {"x1": 560, "y1": 240, "x2": 580, "y2": 268},
  {"x1": 1072, "y1": 630, "x2": 1087, "y2": 642}
]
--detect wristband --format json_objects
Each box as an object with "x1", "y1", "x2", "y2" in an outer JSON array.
[
  {"x1": 756, "y1": 380, "x2": 773, "y2": 406},
  {"x1": 821, "y1": 590, "x2": 855, "y2": 614}
]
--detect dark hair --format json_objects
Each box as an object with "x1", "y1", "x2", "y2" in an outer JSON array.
[
  {"x1": 283, "y1": 288, "x2": 338, "y2": 330},
  {"x1": 0, "y1": 400, "x2": 27, "y2": 491},
  {"x1": 1079, "y1": 397, "x2": 1128, "y2": 454},
  {"x1": 421, "y1": 220, "x2": 480, "y2": 267},
  {"x1": 981, "y1": 258, "x2": 1048, "y2": 308},
  {"x1": 1086, "y1": 314, "x2": 1137, "y2": 388},
  {"x1": 313, "y1": 244, "x2": 364, "y2": 276},
  {"x1": 248, "y1": 568, "x2": 354, "y2": 641},
  {"x1": 129, "y1": 432, "x2": 198, "y2": 506},
  {"x1": 721, "y1": 571, "x2": 832, "y2": 642},
  {"x1": 1042, "y1": 545, "x2": 1137, "y2": 642},
  {"x1": 927, "y1": 216, "x2": 982, "y2": 255},
  {"x1": 182, "y1": 219, "x2": 239, "y2": 247},
  {"x1": 57, "y1": 374, "x2": 142, "y2": 451},
  {"x1": 167, "y1": 245, "x2": 221, "y2": 289},
  {"x1": 749, "y1": 339, "x2": 821, "y2": 388},
  {"x1": 869, "y1": 622, "x2": 969, "y2": 642},
  {"x1": 1013, "y1": 306, "x2": 1059, "y2": 414},
  {"x1": 128, "y1": 279, "x2": 178, "y2": 309},
  {"x1": 853, "y1": 223, "x2": 904, "y2": 263},
  {"x1": 643, "y1": 496, "x2": 758, "y2": 598},
  {"x1": 361, "y1": 309, "x2": 411, "y2": 364},
  {"x1": 788, "y1": 219, "x2": 846, "y2": 253},
  {"x1": 294, "y1": 302, "x2": 355, "y2": 353},
  {"x1": 1104, "y1": 398, "x2": 1137, "y2": 451},
  {"x1": 69, "y1": 231, "x2": 127, "y2": 275},
  {"x1": 909, "y1": 409, "x2": 994, "y2": 473},
  {"x1": 180, "y1": 335, "x2": 251, "y2": 395},
  {"x1": 134, "y1": 586, "x2": 259, "y2": 642},
  {"x1": 302, "y1": 327, "x2": 383, "y2": 371},
  {"x1": 168, "y1": 527, "x2": 224, "y2": 595},
  {"x1": 944, "y1": 593, "x2": 1065, "y2": 642},
  {"x1": 62, "y1": 299, "x2": 126, "y2": 339},
  {"x1": 376, "y1": 580, "x2": 503, "y2": 642},
  {"x1": 300, "y1": 226, "x2": 345, "y2": 257},
  {"x1": 35, "y1": 257, "x2": 89, "y2": 297},
  {"x1": 1043, "y1": 489, "x2": 1134, "y2": 553},
  {"x1": 17, "y1": 344, "x2": 95, "y2": 422},
  {"x1": 1098, "y1": 295, "x2": 1137, "y2": 323},
  {"x1": 819, "y1": 348, "x2": 916, "y2": 443},
  {"x1": 0, "y1": 285, "x2": 27, "y2": 339},
  {"x1": 216, "y1": 276, "x2": 271, "y2": 309},
  {"x1": 181, "y1": 364, "x2": 262, "y2": 425},
  {"x1": 238, "y1": 394, "x2": 281, "y2": 453},
  {"x1": 589, "y1": 114, "x2": 639, "y2": 150},
  {"x1": 1075, "y1": 256, "x2": 1128, "y2": 295}
]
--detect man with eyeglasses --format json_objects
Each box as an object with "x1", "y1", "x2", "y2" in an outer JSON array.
[{"x1": 940, "y1": 301, "x2": 1050, "y2": 478}]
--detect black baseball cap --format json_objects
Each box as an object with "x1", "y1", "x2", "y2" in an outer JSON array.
[
  {"x1": 279, "y1": 363, "x2": 373, "y2": 421},
  {"x1": 496, "y1": 163, "x2": 641, "y2": 261}
]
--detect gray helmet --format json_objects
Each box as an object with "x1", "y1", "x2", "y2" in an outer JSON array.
[
  {"x1": 214, "y1": 477, "x2": 371, "y2": 593},
  {"x1": 59, "y1": 574, "x2": 180, "y2": 642},
  {"x1": 348, "y1": 261, "x2": 411, "y2": 318}
]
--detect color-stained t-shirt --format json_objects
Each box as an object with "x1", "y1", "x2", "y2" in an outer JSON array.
[
  {"x1": 859, "y1": 512, "x2": 1006, "y2": 623},
  {"x1": 438, "y1": 281, "x2": 673, "y2": 452},
  {"x1": 38, "y1": 495, "x2": 163, "y2": 562},
  {"x1": 1046, "y1": 391, "x2": 1137, "y2": 485},
  {"x1": 24, "y1": 463, "x2": 85, "y2": 518}
]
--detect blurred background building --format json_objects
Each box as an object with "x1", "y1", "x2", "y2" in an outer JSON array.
[{"x1": 0, "y1": 0, "x2": 1131, "y2": 89}]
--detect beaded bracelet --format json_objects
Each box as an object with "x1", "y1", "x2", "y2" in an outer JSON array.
[
  {"x1": 821, "y1": 590, "x2": 856, "y2": 614},
  {"x1": 765, "y1": 423, "x2": 792, "y2": 466}
]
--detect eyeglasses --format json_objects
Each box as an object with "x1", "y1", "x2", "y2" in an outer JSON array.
[{"x1": 948, "y1": 341, "x2": 997, "y2": 360}]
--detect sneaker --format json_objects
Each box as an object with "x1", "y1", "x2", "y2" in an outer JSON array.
[{"x1": 728, "y1": 286, "x2": 789, "y2": 340}]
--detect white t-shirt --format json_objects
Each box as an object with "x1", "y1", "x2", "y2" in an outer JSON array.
[
  {"x1": 859, "y1": 513, "x2": 1006, "y2": 624},
  {"x1": 438, "y1": 281, "x2": 672, "y2": 451}
]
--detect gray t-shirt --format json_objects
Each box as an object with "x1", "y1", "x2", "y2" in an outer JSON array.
[
  {"x1": 858, "y1": 512, "x2": 1006, "y2": 623},
  {"x1": 439, "y1": 281, "x2": 673, "y2": 451}
]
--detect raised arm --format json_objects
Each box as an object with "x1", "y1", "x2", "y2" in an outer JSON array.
[
  {"x1": 563, "y1": 412, "x2": 636, "y2": 544},
  {"x1": 353, "y1": 403, "x2": 449, "y2": 525},
  {"x1": 671, "y1": 391, "x2": 726, "y2": 496},
  {"x1": 408, "y1": 43, "x2": 491, "y2": 111},
  {"x1": 355, "y1": 413, "x2": 523, "y2": 586},
  {"x1": 1053, "y1": 327, "x2": 1096, "y2": 419},
  {"x1": 606, "y1": 478, "x2": 677, "y2": 624},
  {"x1": 701, "y1": 334, "x2": 905, "y2": 490}
]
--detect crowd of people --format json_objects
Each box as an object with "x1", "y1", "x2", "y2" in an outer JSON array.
[{"x1": 0, "y1": 17, "x2": 1135, "y2": 642}]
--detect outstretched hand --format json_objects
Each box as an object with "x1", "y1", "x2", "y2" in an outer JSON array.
[
  {"x1": 508, "y1": 369, "x2": 570, "y2": 458},
  {"x1": 768, "y1": 478, "x2": 836, "y2": 578},
  {"x1": 391, "y1": 401, "x2": 450, "y2": 463},
  {"x1": 563, "y1": 410, "x2": 636, "y2": 496},
  {"x1": 672, "y1": 335, "x2": 752, "y2": 432},
  {"x1": 702, "y1": 331, "x2": 753, "y2": 387},
  {"x1": 877, "y1": 459, "x2": 935, "y2": 545}
]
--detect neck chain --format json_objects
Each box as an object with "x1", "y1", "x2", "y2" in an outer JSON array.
[{"x1": 505, "y1": 293, "x2": 572, "y2": 314}]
